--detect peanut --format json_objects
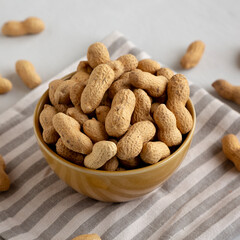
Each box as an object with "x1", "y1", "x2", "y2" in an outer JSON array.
[
  {"x1": 107, "y1": 60, "x2": 125, "y2": 80},
  {"x1": 81, "y1": 64, "x2": 115, "y2": 114},
  {"x1": 167, "y1": 74, "x2": 193, "y2": 134},
  {"x1": 117, "y1": 121, "x2": 156, "y2": 160},
  {"x1": 137, "y1": 59, "x2": 161, "y2": 74},
  {"x1": 0, "y1": 155, "x2": 10, "y2": 192},
  {"x1": 180, "y1": 40, "x2": 205, "y2": 69},
  {"x1": 222, "y1": 134, "x2": 240, "y2": 171},
  {"x1": 2, "y1": 17, "x2": 44, "y2": 36},
  {"x1": 157, "y1": 67, "x2": 174, "y2": 80},
  {"x1": 56, "y1": 138, "x2": 84, "y2": 165},
  {"x1": 96, "y1": 106, "x2": 110, "y2": 124},
  {"x1": 70, "y1": 71, "x2": 89, "y2": 85},
  {"x1": 83, "y1": 118, "x2": 108, "y2": 142},
  {"x1": 69, "y1": 82, "x2": 86, "y2": 107},
  {"x1": 16, "y1": 60, "x2": 41, "y2": 89},
  {"x1": 105, "y1": 89, "x2": 136, "y2": 137},
  {"x1": 212, "y1": 79, "x2": 240, "y2": 105},
  {"x1": 66, "y1": 107, "x2": 89, "y2": 125},
  {"x1": 0, "y1": 75, "x2": 12, "y2": 94},
  {"x1": 131, "y1": 89, "x2": 153, "y2": 124},
  {"x1": 77, "y1": 61, "x2": 93, "y2": 74},
  {"x1": 54, "y1": 80, "x2": 76, "y2": 105},
  {"x1": 84, "y1": 141, "x2": 117, "y2": 169},
  {"x1": 39, "y1": 104, "x2": 59, "y2": 144},
  {"x1": 117, "y1": 54, "x2": 138, "y2": 72},
  {"x1": 119, "y1": 157, "x2": 141, "y2": 169},
  {"x1": 72, "y1": 233, "x2": 101, "y2": 240},
  {"x1": 52, "y1": 113, "x2": 93, "y2": 154},
  {"x1": 150, "y1": 102, "x2": 160, "y2": 115},
  {"x1": 140, "y1": 141, "x2": 170, "y2": 164},
  {"x1": 108, "y1": 72, "x2": 131, "y2": 99},
  {"x1": 87, "y1": 42, "x2": 110, "y2": 68},
  {"x1": 154, "y1": 104, "x2": 182, "y2": 147},
  {"x1": 101, "y1": 156, "x2": 119, "y2": 171},
  {"x1": 130, "y1": 69, "x2": 168, "y2": 97}
]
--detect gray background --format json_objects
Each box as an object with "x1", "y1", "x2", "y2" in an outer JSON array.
[
  {"x1": 0, "y1": 1, "x2": 240, "y2": 239},
  {"x1": 0, "y1": 0, "x2": 240, "y2": 113}
]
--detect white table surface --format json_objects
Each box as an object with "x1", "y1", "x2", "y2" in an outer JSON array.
[{"x1": 0, "y1": 1, "x2": 240, "y2": 238}]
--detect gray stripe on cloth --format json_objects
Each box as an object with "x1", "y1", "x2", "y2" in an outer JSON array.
[
  {"x1": 0, "y1": 157, "x2": 48, "y2": 204},
  {"x1": 0, "y1": 99, "x2": 38, "y2": 136},
  {"x1": 128, "y1": 47, "x2": 143, "y2": 57},
  {"x1": 131, "y1": 161, "x2": 233, "y2": 240},
  {"x1": 0, "y1": 128, "x2": 34, "y2": 156},
  {"x1": 194, "y1": 93, "x2": 216, "y2": 117},
  {"x1": 161, "y1": 114, "x2": 240, "y2": 193},
  {"x1": 190, "y1": 84, "x2": 201, "y2": 97},
  {"x1": 107, "y1": 36, "x2": 128, "y2": 56},
  {"x1": 213, "y1": 215, "x2": 240, "y2": 240},
  {"x1": 1, "y1": 187, "x2": 76, "y2": 240},
  {"x1": 160, "y1": 173, "x2": 240, "y2": 239},
  {"x1": 101, "y1": 191, "x2": 164, "y2": 240},
  {"x1": 36, "y1": 198, "x2": 98, "y2": 240},
  {"x1": 183, "y1": 193, "x2": 240, "y2": 240}
]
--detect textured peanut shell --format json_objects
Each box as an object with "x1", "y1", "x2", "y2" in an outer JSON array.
[
  {"x1": 52, "y1": 113, "x2": 93, "y2": 154},
  {"x1": 132, "y1": 89, "x2": 153, "y2": 124},
  {"x1": 0, "y1": 76, "x2": 12, "y2": 94},
  {"x1": 150, "y1": 102, "x2": 160, "y2": 115},
  {"x1": 130, "y1": 69, "x2": 168, "y2": 97},
  {"x1": 96, "y1": 106, "x2": 110, "y2": 124},
  {"x1": 72, "y1": 233, "x2": 101, "y2": 240},
  {"x1": 16, "y1": 60, "x2": 41, "y2": 89},
  {"x1": 119, "y1": 157, "x2": 141, "y2": 169},
  {"x1": 2, "y1": 17, "x2": 44, "y2": 36},
  {"x1": 117, "y1": 54, "x2": 138, "y2": 72},
  {"x1": 108, "y1": 72, "x2": 131, "y2": 99},
  {"x1": 167, "y1": 74, "x2": 193, "y2": 134},
  {"x1": 101, "y1": 156, "x2": 119, "y2": 171},
  {"x1": 69, "y1": 82, "x2": 85, "y2": 107},
  {"x1": 77, "y1": 61, "x2": 93, "y2": 74},
  {"x1": 105, "y1": 89, "x2": 136, "y2": 137},
  {"x1": 140, "y1": 141, "x2": 170, "y2": 164},
  {"x1": 66, "y1": 107, "x2": 88, "y2": 125},
  {"x1": 0, "y1": 155, "x2": 10, "y2": 191},
  {"x1": 117, "y1": 121, "x2": 156, "y2": 160},
  {"x1": 157, "y1": 67, "x2": 174, "y2": 80},
  {"x1": 87, "y1": 42, "x2": 110, "y2": 68},
  {"x1": 84, "y1": 141, "x2": 117, "y2": 169},
  {"x1": 56, "y1": 138, "x2": 84, "y2": 165},
  {"x1": 180, "y1": 40, "x2": 205, "y2": 69},
  {"x1": 39, "y1": 104, "x2": 59, "y2": 144},
  {"x1": 107, "y1": 60, "x2": 125, "y2": 80},
  {"x1": 212, "y1": 79, "x2": 240, "y2": 105},
  {"x1": 154, "y1": 104, "x2": 182, "y2": 147},
  {"x1": 222, "y1": 134, "x2": 240, "y2": 171},
  {"x1": 83, "y1": 118, "x2": 108, "y2": 142},
  {"x1": 70, "y1": 71, "x2": 89, "y2": 85},
  {"x1": 137, "y1": 59, "x2": 161, "y2": 74},
  {"x1": 81, "y1": 64, "x2": 115, "y2": 114},
  {"x1": 54, "y1": 80, "x2": 76, "y2": 105}
]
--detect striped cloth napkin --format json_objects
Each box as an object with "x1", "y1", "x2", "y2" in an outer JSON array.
[{"x1": 0, "y1": 31, "x2": 240, "y2": 240}]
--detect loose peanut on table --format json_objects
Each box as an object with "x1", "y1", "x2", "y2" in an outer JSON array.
[
  {"x1": 0, "y1": 155, "x2": 10, "y2": 192},
  {"x1": 72, "y1": 233, "x2": 101, "y2": 240},
  {"x1": 0, "y1": 75, "x2": 12, "y2": 94}
]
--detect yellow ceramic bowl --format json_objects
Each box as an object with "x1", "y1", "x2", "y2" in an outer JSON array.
[{"x1": 33, "y1": 75, "x2": 196, "y2": 202}]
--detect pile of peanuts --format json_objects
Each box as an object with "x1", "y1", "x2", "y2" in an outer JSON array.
[{"x1": 39, "y1": 42, "x2": 193, "y2": 171}]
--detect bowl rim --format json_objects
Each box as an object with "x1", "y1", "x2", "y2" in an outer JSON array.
[{"x1": 33, "y1": 83, "x2": 196, "y2": 177}]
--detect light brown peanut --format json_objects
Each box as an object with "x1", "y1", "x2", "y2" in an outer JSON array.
[
  {"x1": 101, "y1": 156, "x2": 119, "y2": 171},
  {"x1": 117, "y1": 54, "x2": 138, "y2": 72},
  {"x1": 39, "y1": 104, "x2": 59, "y2": 144},
  {"x1": 84, "y1": 141, "x2": 117, "y2": 169},
  {"x1": 105, "y1": 89, "x2": 136, "y2": 137},
  {"x1": 2, "y1": 17, "x2": 44, "y2": 36},
  {"x1": 131, "y1": 89, "x2": 153, "y2": 124},
  {"x1": 77, "y1": 61, "x2": 93, "y2": 74},
  {"x1": 96, "y1": 106, "x2": 110, "y2": 124},
  {"x1": 16, "y1": 60, "x2": 41, "y2": 89},
  {"x1": 157, "y1": 67, "x2": 174, "y2": 80},
  {"x1": 167, "y1": 74, "x2": 193, "y2": 134},
  {"x1": 119, "y1": 157, "x2": 141, "y2": 169},
  {"x1": 130, "y1": 69, "x2": 168, "y2": 97},
  {"x1": 222, "y1": 134, "x2": 240, "y2": 171},
  {"x1": 70, "y1": 71, "x2": 89, "y2": 85},
  {"x1": 81, "y1": 64, "x2": 115, "y2": 114},
  {"x1": 69, "y1": 82, "x2": 85, "y2": 107},
  {"x1": 72, "y1": 233, "x2": 101, "y2": 240},
  {"x1": 117, "y1": 121, "x2": 156, "y2": 160},
  {"x1": 180, "y1": 40, "x2": 205, "y2": 69},
  {"x1": 107, "y1": 60, "x2": 125, "y2": 80},
  {"x1": 212, "y1": 79, "x2": 240, "y2": 105},
  {"x1": 56, "y1": 138, "x2": 84, "y2": 165},
  {"x1": 66, "y1": 107, "x2": 89, "y2": 125},
  {"x1": 0, "y1": 75, "x2": 12, "y2": 94},
  {"x1": 140, "y1": 141, "x2": 170, "y2": 164},
  {"x1": 0, "y1": 155, "x2": 10, "y2": 192},
  {"x1": 154, "y1": 104, "x2": 182, "y2": 147},
  {"x1": 150, "y1": 102, "x2": 160, "y2": 115},
  {"x1": 87, "y1": 42, "x2": 110, "y2": 68},
  {"x1": 137, "y1": 59, "x2": 161, "y2": 74},
  {"x1": 53, "y1": 113, "x2": 93, "y2": 154},
  {"x1": 83, "y1": 118, "x2": 108, "y2": 142}
]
